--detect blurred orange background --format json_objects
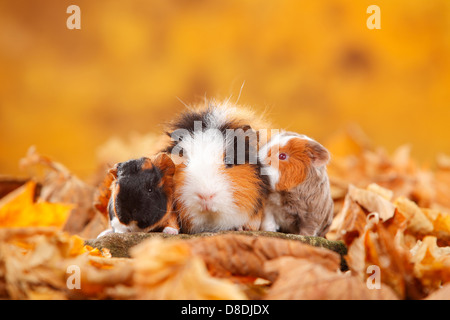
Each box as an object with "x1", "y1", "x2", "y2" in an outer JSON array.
[{"x1": 1, "y1": 0, "x2": 449, "y2": 179}]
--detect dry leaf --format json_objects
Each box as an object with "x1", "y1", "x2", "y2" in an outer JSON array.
[
  {"x1": 362, "y1": 222, "x2": 423, "y2": 299},
  {"x1": 186, "y1": 234, "x2": 341, "y2": 280},
  {"x1": 327, "y1": 131, "x2": 448, "y2": 215},
  {"x1": 93, "y1": 168, "x2": 116, "y2": 217},
  {"x1": 66, "y1": 257, "x2": 133, "y2": 299},
  {"x1": 263, "y1": 256, "x2": 398, "y2": 300},
  {"x1": 131, "y1": 238, "x2": 246, "y2": 300},
  {"x1": 395, "y1": 197, "x2": 434, "y2": 235},
  {"x1": 421, "y1": 209, "x2": 450, "y2": 244},
  {"x1": 410, "y1": 236, "x2": 450, "y2": 293},
  {"x1": 329, "y1": 172, "x2": 450, "y2": 299},
  {"x1": 329, "y1": 192, "x2": 367, "y2": 244},
  {"x1": 19, "y1": 147, "x2": 97, "y2": 234},
  {"x1": 0, "y1": 227, "x2": 125, "y2": 300},
  {"x1": 348, "y1": 184, "x2": 396, "y2": 221},
  {"x1": 367, "y1": 183, "x2": 394, "y2": 201},
  {"x1": 0, "y1": 176, "x2": 28, "y2": 200},
  {"x1": 331, "y1": 185, "x2": 424, "y2": 298},
  {"x1": 328, "y1": 184, "x2": 396, "y2": 242},
  {"x1": 0, "y1": 181, "x2": 71, "y2": 228},
  {"x1": 77, "y1": 211, "x2": 109, "y2": 239}
]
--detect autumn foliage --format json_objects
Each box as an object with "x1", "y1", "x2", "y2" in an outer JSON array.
[
  {"x1": 0, "y1": 128, "x2": 449, "y2": 300},
  {"x1": 1, "y1": 0, "x2": 450, "y2": 300}
]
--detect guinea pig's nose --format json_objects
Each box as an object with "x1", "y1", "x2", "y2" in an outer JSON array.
[
  {"x1": 196, "y1": 193, "x2": 217, "y2": 212},
  {"x1": 196, "y1": 193, "x2": 216, "y2": 201}
]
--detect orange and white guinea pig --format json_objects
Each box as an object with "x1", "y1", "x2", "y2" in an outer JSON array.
[
  {"x1": 258, "y1": 131, "x2": 333, "y2": 237},
  {"x1": 164, "y1": 101, "x2": 271, "y2": 234}
]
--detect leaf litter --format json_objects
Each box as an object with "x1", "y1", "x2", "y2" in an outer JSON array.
[{"x1": 0, "y1": 128, "x2": 449, "y2": 300}]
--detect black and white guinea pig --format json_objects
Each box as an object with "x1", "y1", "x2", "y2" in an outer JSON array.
[{"x1": 97, "y1": 153, "x2": 179, "y2": 238}]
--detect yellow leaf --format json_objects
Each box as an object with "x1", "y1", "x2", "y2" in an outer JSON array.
[
  {"x1": 410, "y1": 236, "x2": 450, "y2": 291},
  {"x1": 0, "y1": 181, "x2": 72, "y2": 228},
  {"x1": 394, "y1": 197, "x2": 434, "y2": 235},
  {"x1": 422, "y1": 208, "x2": 450, "y2": 242}
]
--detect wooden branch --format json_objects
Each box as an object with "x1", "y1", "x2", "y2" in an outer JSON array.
[{"x1": 85, "y1": 231, "x2": 348, "y2": 269}]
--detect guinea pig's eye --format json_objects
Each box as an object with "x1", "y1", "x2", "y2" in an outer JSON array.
[
  {"x1": 148, "y1": 188, "x2": 153, "y2": 193},
  {"x1": 279, "y1": 153, "x2": 288, "y2": 161}
]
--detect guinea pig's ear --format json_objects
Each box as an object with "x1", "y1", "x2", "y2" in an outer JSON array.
[
  {"x1": 108, "y1": 163, "x2": 119, "y2": 179},
  {"x1": 306, "y1": 140, "x2": 330, "y2": 167},
  {"x1": 153, "y1": 153, "x2": 176, "y2": 176},
  {"x1": 141, "y1": 157, "x2": 153, "y2": 170}
]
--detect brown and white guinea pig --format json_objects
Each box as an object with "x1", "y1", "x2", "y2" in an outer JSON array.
[
  {"x1": 163, "y1": 100, "x2": 271, "y2": 234},
  {"x1": 97, "y1": 153, "x2": 179, "y2": 238},
  {"x1": 258, "y1": 131, "x2": 334, "y2": 237}
]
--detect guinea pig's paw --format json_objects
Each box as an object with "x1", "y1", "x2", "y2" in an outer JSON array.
[{"x1": 162, "y1": 226, "x2": 179, "y2": 235}]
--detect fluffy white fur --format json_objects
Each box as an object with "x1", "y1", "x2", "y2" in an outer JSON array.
[
  {"x1": 176, "y1": 120, "x2": 249, "y2": 233},
  {"x1": 98, "y1": 217, "x2": 179, "y2": 238}
]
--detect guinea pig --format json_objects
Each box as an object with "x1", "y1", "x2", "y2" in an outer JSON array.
[
  {"x1": 258, "y1": 131, "x2": 334, "y2": 237},
  {"x1": 97, "y1": 153, "x2": 179, "y2": 238},
  {"x1": 164, "y1": 100, "x2": 271, "y2": 234}
]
